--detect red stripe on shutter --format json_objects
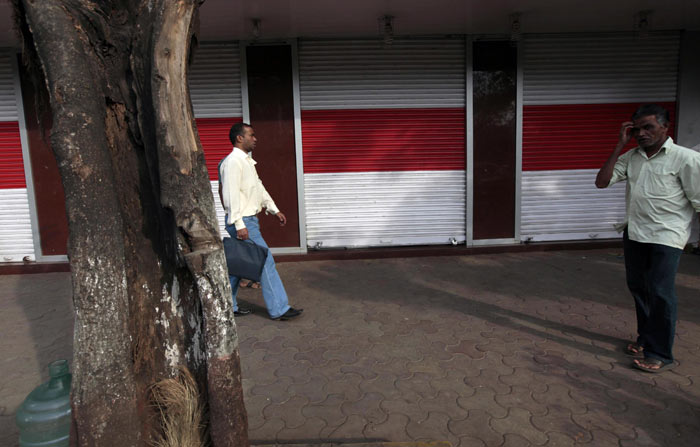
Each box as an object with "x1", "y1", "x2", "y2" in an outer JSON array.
[
  {"x1": 0, "y1": 121, "x2": 25, "y2": 189},
  {"x1": 196, "y1": 117, "x2": 243, "y2": 180},
  {"x1": 523, "y1": 102, "x2": 676, "y2": 171},
  {"x1": 301, "y1": 108, "x2": 466, "y2": 173}
]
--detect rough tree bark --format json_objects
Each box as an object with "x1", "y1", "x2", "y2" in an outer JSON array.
[{"x1": 13, "y1": 1, "x2": 248, "y2": 445}]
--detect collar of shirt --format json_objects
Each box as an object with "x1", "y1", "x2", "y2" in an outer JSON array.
[
  {"x1": 232, "y1": 147, "x2": 257, "y2": 166},
  {"x1": 635, "y1": 136, "x2": 673, "y2": 160}
]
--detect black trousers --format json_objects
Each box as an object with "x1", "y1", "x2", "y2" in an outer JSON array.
[{"x1": 623, "y1": 230, "x2": 682, "y2": 364}]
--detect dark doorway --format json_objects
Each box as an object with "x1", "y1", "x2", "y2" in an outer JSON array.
[
  {"x1": 472, "y1": 41, "x2": 517, "y2": 240},
  {"x1": 246, "y1": 44, "x2": 300, "y2": 248},
  {"x1": 18, "y1": 56, "x2": 69, "y2": 256}
]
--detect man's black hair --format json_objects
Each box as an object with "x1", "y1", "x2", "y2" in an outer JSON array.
[
  {"x1": 229, "y1": 122, "x2": 251, "y2": 145},
  {"x1": 632, "y1": 104, "x2": 670, "y2": 127}
]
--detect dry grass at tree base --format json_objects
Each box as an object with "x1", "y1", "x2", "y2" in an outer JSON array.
[{"x1": 150, "y1": 367, "x2": 208, "y2": 447}]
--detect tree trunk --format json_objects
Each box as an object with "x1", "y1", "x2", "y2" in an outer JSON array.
[{"x1": 13, "y1": 1, "x2": 248, "y2": 445}]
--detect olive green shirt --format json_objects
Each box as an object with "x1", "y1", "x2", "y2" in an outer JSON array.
[{"x1": 608, "y1": 137, "x2": 700, "y2": 249}]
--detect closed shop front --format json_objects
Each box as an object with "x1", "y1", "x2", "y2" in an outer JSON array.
[
  {"x1": 299, "y1": 37, "x2": 466, "y2": 248},
  {"x1": 189, "y1": 42, "x2": 243, "y2": 238},
  {"x1": 0, "y1": 51, "x2": 35, "y2": 262},
  {"x1": 520, "y1": 33, "x2": 680, "y2": 242}
]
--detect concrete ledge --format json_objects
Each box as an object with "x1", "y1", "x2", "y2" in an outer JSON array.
[
  {"x1": 0, "y1": 261, "x2": 70, "y2": 275},
  {"x1": 0, "y1": 240, "x2": 626, "y2": 274}
]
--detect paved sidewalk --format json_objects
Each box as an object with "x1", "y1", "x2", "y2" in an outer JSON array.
[{"x1": 2, "y1": 249, "x2": 699, "y2": 446}]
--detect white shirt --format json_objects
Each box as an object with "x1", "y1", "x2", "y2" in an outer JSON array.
[
  {"x1": 220, "y1": 147, "x2": 279, "y2": 230},
  {"x1": 609, "y1": 137, "x2": 700, "y2": 249}
]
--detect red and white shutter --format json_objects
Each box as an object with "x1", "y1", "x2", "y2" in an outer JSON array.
[
  {"x1": 520, "y1": 33, "x2": 680, "y2": 242},
  {"x1": 299, "y1": 37, "x2": 466, "y2": 248},
  {"x1": 0, "y1": 51, "x2": 35, "y2": 262},
  {"x1": 188, "y1": 42, "x2": 243, "y2": 237}
]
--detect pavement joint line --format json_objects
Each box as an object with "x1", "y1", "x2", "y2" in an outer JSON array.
[{"x1": 251, "y1": 442, "x2": 453, "y2": 447}]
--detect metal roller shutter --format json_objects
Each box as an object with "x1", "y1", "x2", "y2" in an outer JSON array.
[
  {"x1": 189, "y1": 42, "x2": 242, "y2": 118},
  {"x1": 521, "y1": 169, "x2": 626, "y2": 242},
  {"x1": 521, "y1": 33, "x2": 680, "y2": 242},
  {"x1": 305, "y1": 171, "x2": 465, "y2": 248},
  {"x1": 523, "y1": 33, "x2": 680, "y2": 105},
  {"x1": 299, "y1": 37, "x2": 466, "y2": 248},
  {"x1": 0, "y1": 52, "x2": 18, "y2": 121},
  {"x1": 300, "y1": 38, "x2": 465, "y2": 110},
  {"x1": 0, "y1": 51, "x2": 35, "y2": 262},
  {"x1": 188, "y1": 42, "x2": 243, "y2": 238}
]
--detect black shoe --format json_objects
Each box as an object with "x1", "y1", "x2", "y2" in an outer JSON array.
[
  {"x1": 273, "y1": 307, "x2": 303, "y2": 321},
  {"x1": 234, "y1": 307, "x2": 253, "y2": 317}
]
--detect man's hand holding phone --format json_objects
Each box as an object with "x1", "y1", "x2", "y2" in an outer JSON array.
[{"x1": 619, "y1": 121, "x2": 635, "y2": 147}]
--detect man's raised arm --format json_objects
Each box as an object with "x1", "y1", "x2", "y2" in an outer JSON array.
[{"x1": 596, "y1": 121, "x2": 633, "y2": 188}]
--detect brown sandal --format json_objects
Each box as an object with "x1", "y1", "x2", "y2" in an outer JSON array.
[
  {"x1": 633, "y1": 358, "x2": 676, "y2": 373},
  {"x1": 239, "y1": 279, "x2": 261, "y2": 289},
  {"x1": 625, "y1": 343, "x2": 644, "y2": 357}
]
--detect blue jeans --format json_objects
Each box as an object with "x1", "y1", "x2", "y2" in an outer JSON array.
[
  {"x1": 226, "y1": 216, "x2": 291, "y2": 319},
  {"x1": 623, "y1": 230, "x2": 682, "y2": 364}
]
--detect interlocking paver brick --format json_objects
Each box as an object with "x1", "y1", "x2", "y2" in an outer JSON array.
[
  {"x1": 294, "y1": 346, "x2": 330, "y2": 366},
  {"x1": 263, "y1": 395, "x2": 309, "y2": 429},
  {"x1": 276, "y1": 416, "x2": 326, "y2": 440},
  {"x1": 368, "y1": 342, "x2": 423, "y2": 363},
  {"x1": 447, "y1": 339, "x2": 484, "y2": 359},
  {"x1": 250, "y1": 377, "x2": 294, "y2": 404},
  {"x1": 381, "y1": 397, "x2": 427, "y2": 424},
  {"x1": 323, "y1": 346, "x2": 358, "y2": 365},
  {"x1": 448, "y1": 409, "x2": 503, "y2": 446},
  {"x1": 672, "y1": 422, "x2": 700, "y2": 447},
  {"x1": 491, "y1": 407, "x2": 548, "y2": 445},
  {"x1": 363, "y1": 412, "x2": 410, "y2": 441},
  {"x1": 544, "y1": 431, "x2": 576, "y2": 446},
  {"x1": 570, "y1": 408, "x2": 634, "y2": 441},
  {"x1": 531, "y1": 408, "x2": 592, "y2": 443},
  {"x1": 429, "y1": 369, "x2": 476, "y2": 398},
  {"x1": 501, "y1": 433, "x2": 538, "y2": 446},
  {"x1": 406, "y1": 411, "x2": 451, "y2": 441},
  {"x1": 457, "y1": 435, "x2": 488, "y2": 447},
  {"x1": 418, "y1": 390, "x2": 469, "y2": 420},
  {"x1": 406, "y1": 358, "x2": 451, "y2": 378},
  {"x1": 359, "y1": 373, "x2": 402, "y2": 399},
  {"x1": 652, "y1": 370, "x2": 694, "y2": 390},
  {"x1": 326, "y1": 413, "x2": 367, "y2": 439},
  {"x1": 495, "y1": 385, "x2": 548, "y2": 417},
  {"x1": 396, "y1": 372, "x2": 439, "y2": 400},
  {"x1": 467, "y1": 370, "x2": 512, "y2": 396},
  {"x1": 245, "y1": 394, "x2": 273, "y2": 429},
  {"x1": 438, "y1": 354, "x2": 482, "y2": 379},
  {"x1": 619, "y1": 427, "x2": 667, "y2": 447},
  {"x1": 532, "y1": 384, "x2": 587, "y2": 415},
  {"x1": 251, "y1": 416, "x2": 285, "y2": 441},
  {"x1": 498, "y1": 367, "x2": 548, "y2": 394},
  {"x1": 424, "y1": 341, "x2": 455, "y2": 361},
  {"x1": 301, "y1": 393, "x2": 348, "y2": 432},
  {"x1": 322, "y1": 379, "x2": 363, "y2": 402},
  {"x1": 340, "y1": 357, "x2": 379, "y2": 380},
  {"x1": 373, "y1": 357, "x2": 413, "y2": 379},
  {"x1": 457, "y1": 387, "x2": 508, "y2": 419},
  {"x1": 287, "y1": 372, "x2": 329, "y2": 403},
  {"x1": 341, "y1": 392, "x2": 387, "y2": 425},
  {"x1": 589, "y1": 429, "x2": 622, "y2": 446},
  {"x1": 274, "y1": 359, "x2": 312, "y2": 383},
  {"x1": 242, "y1": 356, "x2": 282, "y2": 386}
]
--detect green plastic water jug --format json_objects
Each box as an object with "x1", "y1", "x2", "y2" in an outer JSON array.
[{"x1": 15, "y1": 359, "x2": 72, "y2": 447}]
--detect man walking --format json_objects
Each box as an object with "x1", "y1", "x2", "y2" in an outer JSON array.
[
  {"x1": 595, "y1": 104, "x2": 700, "y2": 372},
  {"x1": 219, "y1": 122, "x2": 303, "y2": 321}
]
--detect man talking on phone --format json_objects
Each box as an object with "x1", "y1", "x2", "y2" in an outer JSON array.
[{"x1": 595, "y1": 104, "x2": 700, "y2": 373}]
